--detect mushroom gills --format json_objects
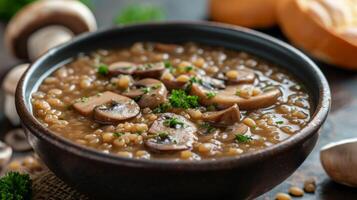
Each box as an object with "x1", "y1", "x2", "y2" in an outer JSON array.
[
  {"x1": 320, "y1": 138, "x2": 357, "y2": 187},
  {"x1": 190, "y1": 84, "x2": 281, "y2": 110},
  {"x1": 122, "y1": 78, "x2": 168, "y2": 109},
  {"x1": 145, "y1": 113, "x2": 197, "y2": 151},
  {"x1": 202, "y1": 104, "x2": 241, "y2": 127},
  {"x1": 94, "y1": 100, "x2": 140, "y2": 124},
  {"x1": 73, "y1": 91, "x2": 140, "y2": 119}
]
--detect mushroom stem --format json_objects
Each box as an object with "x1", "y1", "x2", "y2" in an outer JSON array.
[{"x1": 27, "y1": 25, "x2": 74, "y2": 61}]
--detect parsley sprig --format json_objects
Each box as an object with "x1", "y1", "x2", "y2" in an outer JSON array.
[{"x1": 235, "y1": 134, "x2": 253, "y2": 143}]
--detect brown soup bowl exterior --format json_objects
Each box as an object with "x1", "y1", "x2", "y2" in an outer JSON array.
[{"x1": 16, "y1": 22, "x2": 330, "y2": 200}]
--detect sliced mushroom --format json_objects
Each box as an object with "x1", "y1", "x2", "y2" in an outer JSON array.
[
  {"x1": 73, "y1": 91, "x2": 140, "y2": 119},
  {"x1": 202, "y1": 104, "x2": 241, "y2": 127},
  {"x1": 133, "y1": 62, "x2": 165, "y2": 78},
  {"x1": 122, "y1": 78, "x2": 168, "y2": 109},
  {"x1": 93, "y1": 100, "x2": 140, "y2": 124},
  {"x1": 4, "y1": 0, "x2": 97, "y2": 61},
  {"x1": 220, "y1": 123, "x2": 249, "y2": 142},
  {"x1": 108, "y1": 61, "x2": 136, "y2": 75},
  {"x1": 0, "y1": 140, "x2": 12, "y2": 171},
  {"x1": 145, "y1": 113, "x2": 197, "y2": 151},
  {"x1": 154, "y1": 43, "x2": 183, "y2": 53},
  {"x1": 4, "y1": 129, "x2": 31, "y2": 151},
  {"x1": 217, "y1": 68, "x2": 256, "y2": 84},
  {"x1": 190, "y1": 84, "x2": 281, "y2": 110}
]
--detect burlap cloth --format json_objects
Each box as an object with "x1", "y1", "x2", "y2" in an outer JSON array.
[{"x1": 32, "y1": 170, "x2": 89, "y2": 200}]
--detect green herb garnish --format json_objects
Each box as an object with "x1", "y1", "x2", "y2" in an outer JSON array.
[
  {"x1": 235, "y1": 90, "x2": 241, "y2": 96},
  {"x1": 200, "y1": 122, "x2": 216, "y2": 134},
  {"x1": 141, "y1": 87, "x2": 151, "y2": 94},
  {"x1": 169, "y1": 89, "x2": 199, "y2": 109},
  {"x1": 113, "y1": 132, "x2": 124, "y2": 137},
  {"x1": 97, "y1": 64, "x2": 109, "y2": 75},
  {"x1": 163, "y1": 117, "x2": 184, "y2": 128},
  {"x1": 185, "y1": 77, "x2": 203, "y2": 92},
  {"x1": 275, "y1": 121, "x2": 284, "y2": 125},
  {"x1": 75, "y1": 97, "x2": 89, "y2": 103},
  {"x1": 185, "y1": 66, "x2": 194, "y2": 72},
  {"x1": 205, "y1": 92, "x2": 216, "y2": 99},
  {"x1": 114, "y1": 4, "x2": 165, "y2": 25},
  {"x1": 158, "y1": 132, "x2": 169, "y2": 140},
  {"x1": 235, "y1": 134, "x2": 253, "y2": 143},
  {"x1": 153, "y1": 102, "x2": 172, "y2": 113},
  {"x1": 0, "y1": 172, "x2": 32, "y2": 200}
]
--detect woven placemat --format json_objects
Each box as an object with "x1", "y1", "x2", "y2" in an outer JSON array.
[{"x1": 32, "y1": 170, "x2": 89, "y2": 200}]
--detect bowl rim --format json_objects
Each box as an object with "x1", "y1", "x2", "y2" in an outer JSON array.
[{"x1": 16, "y1": 21, "x2": 331, "y2": 170}]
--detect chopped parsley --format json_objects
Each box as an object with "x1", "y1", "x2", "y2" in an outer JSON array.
[
  {"x1": 235, "y1": 90, "x2": 241, "y2": 96},
  {"x1": 163, "y1": 117, "x2": 184, "y2": 128},
  {"x1": 169, "y1": 89, "x2": 199, "y2": 109},
  {"x1": 200, "y1": 122, "x2": 216, "y2": 134},
  {"x1": 185, "y1": 66, "x2": 194, "y2": 72},
  {"x1": 235, "y1": 134, "x2": 253, "y2": 143},
  {"x1": 153, "y1": 102, "x2": 172, "y2": 113},
  {"x1": 158, "y1": 132, "x2": 169, "y2": 140},
  {"x1": 0, "y1": 172, "x2": 32, "y2": 200},
  {"x1": 205, "y1": 92, "x2": 216, "y2": 99},
  {"x1": 141, "y1": 87, "x2": 151, "y2": 94},
  {"x1": 113, "y1": 132, "x2": 124, "y2": 137},
  {"x1": 97, "y1": 64, "x2": 109, "y2": 75},
  {"x1": 275, "y1": 121, "x2": 284, "y2": 125},
  {"x1": 75, "y1": 97, "x2": 89, "y2": 103},
  {"x1": 164, "y1": 60, "x2": 175, "y2": 73}
]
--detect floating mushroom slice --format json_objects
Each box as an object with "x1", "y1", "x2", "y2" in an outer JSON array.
[
  {"x1": 217, "y1": 68, "x2": 256, "y2": 84},
  {"x1": 220, "y1": 123, "x2": 249, "y2": 142},
  {"x1": 108, "y1": 61, "x2": 137, "y2": 75},
  {"x1": 154, "y1": 43, "x2": 183, "y2": 53},
  {"x1": 320, "y1": 138, "x2": 357, "y2": 187},
  {"x1": 122, "y1": 78, "x2": 168, "y2": 109},
  {"x1": 133, "y1": 62, "x2": 165, "y2": 78},
  {"x1": 199, "y1": 76, "x2": 226, "y2": 90},
  {"x1": 146, "y1": 113, "x2": 197, "y2": 151},
  {"x1": 202, "y1": 104, "x2": 241, "y2": 127},
  {"x1": 0, "y1": 141, "x2": 12, "y2": 170},
  {"x1": 94, "y1": 100, "x2": 140, "y2": 124},
  {"x1": 190, "y1": 84, "x2": 281, "y2": 110},
  {"x1": 4, "y1": 129, "x2": 32, "y2": 151},
  {"x1": 73, "y1": 91, "x2": 139, "y2": 117}
]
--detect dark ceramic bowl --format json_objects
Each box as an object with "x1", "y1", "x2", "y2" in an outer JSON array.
[{"x1": 16, "y1": 22, "x2": 330, "y2": 200}]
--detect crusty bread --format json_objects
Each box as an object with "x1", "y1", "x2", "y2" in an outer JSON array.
[
  {"x1": 210, "y1": 0, "x2": 284, "y2": 28},
  {"x1": 278, "y1": 0, "x2": 357, "y2": 69}
]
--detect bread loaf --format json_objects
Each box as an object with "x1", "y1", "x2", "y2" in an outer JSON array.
[
  {"x1": 278, "y1": 0, "x2": 357, "y2": 69},
  {"x1": 210, "y1": 0, "x2": 284, "y2": 28}
]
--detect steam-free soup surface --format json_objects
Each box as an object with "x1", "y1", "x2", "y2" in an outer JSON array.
[{"x1": 31, "y1": 42, "x2": 311, "y2": 160}]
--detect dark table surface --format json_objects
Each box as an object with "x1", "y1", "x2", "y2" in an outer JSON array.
[{"x1": 0, "y1": 20, "x2": 357, "y2": 199}]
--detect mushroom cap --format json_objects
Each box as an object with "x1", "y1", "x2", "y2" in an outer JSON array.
[
  {"x1": 146, "y1": 113, "x2": 197, "y2": 151},
  {"x1": 202, "y1": 104, "x2": 241, "y2": 127},
  {"x1": 2, "y1": 63, "x2": 29, "y2": 95},
  {"x1": 320, "y1": 138, "x2": 357, "y2": 187},
  {"x1": 0, "y1": 140, "x2": 12, "y2": 170},
  {"x1": 4, "y1": 128, "x2": 31, "y2": 151},
  {"x1": 94, "y1": 101, "x2": 140, "y2": 124},
  {"x1": 73, "y1": 91, "x2": 139, "y2": 117},
  {"x1": 191, "y1": 84, "x2": 281, "y2": 110},
  {"x1": 122, "y1": 78, "x2": 168, "y2": 109},
  {"x1": 5, "y1": 0, "x2": 97, "y2": 60},
  {"x1": 108, "y1": 61, "x2": 137, "y2": 75},
  {"x1": 216, "y1": 68, "x2": 256, "y2": 84}
]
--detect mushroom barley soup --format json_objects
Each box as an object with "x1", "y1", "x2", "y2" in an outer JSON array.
[{"x1": 32, "y1": 42, "x2": 311, "y2": 160}]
